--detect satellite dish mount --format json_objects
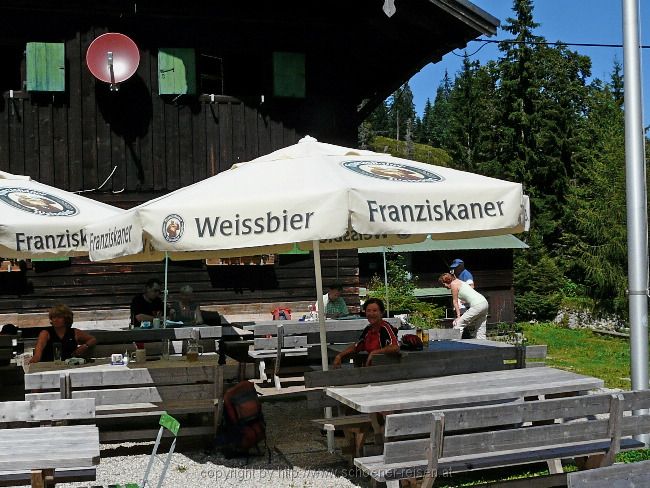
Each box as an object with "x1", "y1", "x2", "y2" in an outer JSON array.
[
  {"x1": 107, "y1": 51, "x2": 117, "y2": 91},
  {"x1": 86, "y1": 33, "x2": 140, "y2": 92}
]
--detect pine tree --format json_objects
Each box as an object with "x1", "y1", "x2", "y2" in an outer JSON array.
[
  {"x1": 422, "y1": 70, "x2": 454, "y2": 147},
  {"x1": 388, "y1": 83, "x2": 417, "y2": 141},
  {"x1": 561, "y1": 74, "x2": 627, "y2": 314},
  {"x1": 445, "y1": 56, "x2": 497, "y2": 173}
]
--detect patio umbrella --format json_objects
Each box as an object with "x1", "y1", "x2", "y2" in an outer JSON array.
[
  {"x1": 0, "y1": 171, "x2": 122, "y2": 259},
  {"x1": 84, "y1": 135, "x2": 529, "y2": 371}
]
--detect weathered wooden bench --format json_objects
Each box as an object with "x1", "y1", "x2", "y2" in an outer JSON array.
[
  {"x1": 0, "y1": 398, "x2": 99, "y2": 488},
  {"x1": 25, "y1": 359, "x2": 255, "y2": 445},
  {"x1": 244, "y1": 318, "x2": 401, "y2": 388},
  {"x1": 567, "y1": 458, "x2": 650, "y2": 487},
  {"x1": 371, "y1": 340, "x2": 547, "y2": 370},
  {"x1": 354, "y1": 390, "x2": 650, "y2": 487}
]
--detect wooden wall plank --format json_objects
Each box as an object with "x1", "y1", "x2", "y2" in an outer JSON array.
[
  {"x1": 231, "y1": 101, "x2": 246, "y2": 165},
  {"x1": 53, "y1": 97, "x2": 69, "y2": 189},
  {"x1": 67, "y1": 31, "x2": 83, "y2": 191},
  {"x1": 8, "y1": 97, "x2": 25, "y2": 176},
  {"x1": 38, "y1": 102, "x2": 54, "y2": 185},
  {"x1": 218, "y1": 103, "x2": 233, "y2": 172},
  {"x1": 192, "y1": 101, "x2": 207, "y2": 182},
  {"x1": 244, "y1": 104, "x2": 258, "y2": 161},
  {"x1": 80, "y1": 28, "x2": 98, "y2": 190},
  {"x1": 206, "y1": 103, "x2": 219, "y2": 176},
  {"x1": 164, "y1": 103, "x2": 180, "y2": 189},
  {"x1": 178, "y1": 105, "x2": 193, "y2": 187},
  {"x1": 23, "y1": 102, "x2": 39, "y2": 179}
]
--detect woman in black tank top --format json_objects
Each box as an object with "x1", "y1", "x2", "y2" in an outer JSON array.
[{"x1": 30, "y1": 304, "x2": 97, "y2": 363}]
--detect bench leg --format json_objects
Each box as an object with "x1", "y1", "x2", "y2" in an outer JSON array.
[
  {"x1": 546, "y1": 458, "x2": 563, "y2": 474},
  {"x1": 31, "y1": 468, "x2": 55, "y2": 488},
  {"x1": 575, "y1": 454, "x2": 605, "y2": 470},
  {"x1": 259, "y1": 361, "x2": 267, "y2": 381}
]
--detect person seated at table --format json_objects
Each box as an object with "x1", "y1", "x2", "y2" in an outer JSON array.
[
  {"x1": 30, "y1": 304, "x2": 97, "y2": 363},
  {"x1": 316, "y1": 283, "x2": 349, "y2": 319},
  {"x1": 170, "y1": 285, "x2": 204, "y2": 325},
  {"x1": 332, "y1": 298, "x2": 399, "y2": 368},
  {"x1": 439, "y1": 272, "x2": 488, "y2": 340},
  {"x1": 130, "y1": 278, "x2": 164, "y2": 328},
  {"x1": 0, "y1": 323, "x2": 18, "y2": 335}
]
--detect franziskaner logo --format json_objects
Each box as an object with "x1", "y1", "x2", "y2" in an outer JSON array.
[
  {"x1": 341, "y1": 160, "x2": 443, "y2": 182},
  {"x1": 162, "y1": 214, "x2": 184, "y2": 242},
  {"x1": 0, "y1": 188, "x2": 78, "y2": 216}
]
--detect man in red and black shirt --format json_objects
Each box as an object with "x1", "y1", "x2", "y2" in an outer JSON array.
[{"x1": 332, "y1": 298, "x2": 399, "y2": 368}]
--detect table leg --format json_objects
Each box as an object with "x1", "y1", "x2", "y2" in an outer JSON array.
[{"x1": 370, "y1": 412, "x2": 384, "y2": 444}]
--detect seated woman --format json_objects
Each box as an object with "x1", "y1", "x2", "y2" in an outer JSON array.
[
  {"x1": 332, "y1": 298, "x2": 399, "y2": 368},
  {"x1": 170, "y1": 285, "x2": 204, "y2": 325},
  {"x1": 30, "y1": 304, "x2": 97, "y2": 363}
]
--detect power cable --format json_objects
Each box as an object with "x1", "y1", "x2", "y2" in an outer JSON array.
[{"x1": 453, "y1": 38, "x2": 650, "y2": 57}]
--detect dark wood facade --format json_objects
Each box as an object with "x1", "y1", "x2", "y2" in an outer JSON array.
[{"x1": 0, "y1": 1, "x2": 497, "y2": 314}]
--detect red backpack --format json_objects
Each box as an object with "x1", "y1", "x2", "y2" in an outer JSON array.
[{"x1": 215, "y1": 380, "x2": 266, "y2": 458}]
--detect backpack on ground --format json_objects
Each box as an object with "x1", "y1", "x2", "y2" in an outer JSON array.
[{"x1": 214, "y1": 380, "x2": 267, "y2": 459}]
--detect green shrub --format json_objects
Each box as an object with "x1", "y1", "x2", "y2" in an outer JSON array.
[
  {"x1": 369, "y1": 136, "x2": 452, "y2": 166},
  {"x1": 515, "y1": 291, "x2": 561, "y2": 321},
  {"x1": 366, "y1": 254, "x2": 444, "y2": 323}
]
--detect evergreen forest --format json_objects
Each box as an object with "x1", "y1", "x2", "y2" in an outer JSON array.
[{"x1": 359, "y1": 0, "x2": 650, "y2": 323}]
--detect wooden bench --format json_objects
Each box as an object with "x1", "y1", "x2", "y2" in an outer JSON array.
[
  {"x1": 25, "y1": 359, "x2": 255, "y2": 445},
  {"x1": 244, "y1": 318, "x2": 401, "y2": 388},
  {"x1": 371, "y1": 340, "x2": 547, "y2": 369},
  {"x1": 0, "y1": 398, "x2": 99, "y2": 488},
  {"x1": 567, "y1": 459, "x2": 650, "y2": 487},
  {"x1": 354, "y1": 390, "x2": 650, "y2": 487}
]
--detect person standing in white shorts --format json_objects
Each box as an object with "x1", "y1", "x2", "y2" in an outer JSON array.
[{"x1": 439, "y1": 272, "x2": 488, "y2": 340}]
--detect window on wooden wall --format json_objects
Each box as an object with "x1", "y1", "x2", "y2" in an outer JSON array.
[
  {"x1": 25, "y1": 42, "x2": 65, "y2": 92},
  {"x1": 198, "y1": 53, "x2": 224, "y2": 95},
  {"x1": 0, "y1": 45, "x2": 24, "y2": 93}
]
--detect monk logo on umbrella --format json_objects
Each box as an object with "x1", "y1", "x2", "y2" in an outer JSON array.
[
  {"x1": 162, "y1": 214, "x2": 184, "y2": 242},
  {"x1": 342, "y1": 160, "x2": 443, "y2": 183},
  {"x1": 0, "y1": 188, "x2": 78, "y2": 216}
]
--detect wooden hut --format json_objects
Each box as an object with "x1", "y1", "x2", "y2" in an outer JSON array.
[
  {"x1": 359, "y1": 235, "x2": 528, "y2": 323},
  {"x1": 0, "y1": 1, "x2": 499, "y2": 319}
]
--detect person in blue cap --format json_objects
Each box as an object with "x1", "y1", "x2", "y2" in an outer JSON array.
[{"x1": 450, "y1": 258, "x2": 474, "y2": 316}]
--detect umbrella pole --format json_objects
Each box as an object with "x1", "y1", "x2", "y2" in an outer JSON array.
[
  {"x1": 163, "y1": 251, "x2": 169, "y2": 326},
  {"x1": 313, "y1": 239, "x2": 334, "y2": 452},
  {"x1": 383, "y1": 247, "x2": 390, "y2": 316}
]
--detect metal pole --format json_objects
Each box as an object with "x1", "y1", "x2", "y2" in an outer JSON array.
[
  {"x1": 163, "y1": 251, "x2": 169, "y2": 327},
  {"x1": 383, "y1": 248, "x2": 390, "y2": 316},
  {"x1": 313, "y1": 240, "x2": 335, "y2": 452},
  {"x1": 622, "y1": 0, "x2": 649, "y2": 445}
]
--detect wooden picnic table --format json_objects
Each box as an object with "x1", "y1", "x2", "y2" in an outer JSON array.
[{"x1": 326, "y1": 366, "x2": 604, "y2": 413}]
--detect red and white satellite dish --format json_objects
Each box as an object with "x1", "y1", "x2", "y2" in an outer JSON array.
[{"x1": 86, "y1": 33, "x2": 140, "y2": 91}]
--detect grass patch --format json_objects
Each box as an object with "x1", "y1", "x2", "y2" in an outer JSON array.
[{"x1": 522, "y1": 322, "x2": 633, "y2": 389}]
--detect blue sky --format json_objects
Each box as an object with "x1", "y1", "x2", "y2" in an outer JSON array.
[{"x1": 409, "y1": 0, "x2": 650, "y2": 125}]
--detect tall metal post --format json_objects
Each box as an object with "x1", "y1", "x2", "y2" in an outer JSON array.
[{"x1": 622, "y1": 0, "x2": 649, "y2": 445}]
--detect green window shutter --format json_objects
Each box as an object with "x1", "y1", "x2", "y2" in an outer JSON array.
[
  {"x1": 273, "y1": 52, "x2": 305, "y2": 98},
  {"x1": 158, "y1": 48, "x2": 196, "y2": 95},
  {"x1": 26, "y1": 42, "x2": 65, "y2": 92}
]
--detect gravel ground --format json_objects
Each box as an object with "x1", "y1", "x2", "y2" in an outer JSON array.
[{"x1": 20, "y1": 399, "x2": 369, "y2": 488}]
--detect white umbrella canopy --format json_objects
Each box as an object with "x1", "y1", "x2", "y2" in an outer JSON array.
[
  {"x1": 85, "y1": 135, "x2": 527, "y2": 261},
  {"x1": 0, "y1": 171, "x2": 123, "y2": 259}
]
